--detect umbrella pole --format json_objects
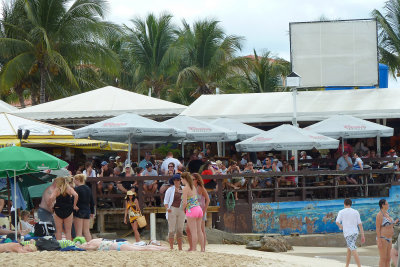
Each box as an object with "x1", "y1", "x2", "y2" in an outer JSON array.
[
  {"x1": 294, "y1": 150, "x2": 298, "y2": 171},
  {"x1": 377, "y1": 136, "x2": 381, "y2": 157},
  {"x1": 342, "y1": 138, "x2": 345, "y2": 154},
  {"x1": 181, "y1": 142, "x2": 185, "y2": 158},
  {"x1": 127, "y1": 137, "x2": 131, "y2": 165},
  {"x1": 14, "y1": 170, "x2": 17, "y2": 241},
  {"x1": 217, "y1": 141, "x2": 222, "y2": 157},
  {"x1": 223, "y1": 142, "x2": 226, "y2": 157},
  {"x1": 138, "y1": 143, "x2": 140, "y2": 163}
]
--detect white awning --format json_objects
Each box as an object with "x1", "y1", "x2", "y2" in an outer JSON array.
[
  {"x1": 235, "y1": 124, "x2": 339, "y2": 152},
  {"x1": 181, "y1": 88, "x2": 400, "y2": 123},
  {"x1": 14, "y1": 86, "x2": 186, "y2": 120},
  {"x1": 209, "y1": 118, "x2": 264, "y2": 140},
  {"x1": 162, "y1": 115, "x2": 237, "y2": 142},
  {"x1": 305, "y1": 115, "x2": 394, "y2": 138},
  {"x1": 0, "y1": 100, "x2": 17, "y2": 113}
]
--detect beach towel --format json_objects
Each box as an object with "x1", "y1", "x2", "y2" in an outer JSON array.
[{"x1": 60, "y1": 246, "x2": 85, "y2": 251}]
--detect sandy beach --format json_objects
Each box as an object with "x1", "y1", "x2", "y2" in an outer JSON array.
[{"x1": 0, "y1": 241, "x2": 369, "y2": 267}]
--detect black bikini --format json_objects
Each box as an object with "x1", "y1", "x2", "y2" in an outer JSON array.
[{"x1": 54, "y1": 194, "x2": 74, "y2": 219}]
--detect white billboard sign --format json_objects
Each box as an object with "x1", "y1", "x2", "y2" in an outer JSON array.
[{"x1": 290, "y1": 19, "x2": 378, "y2": 88}]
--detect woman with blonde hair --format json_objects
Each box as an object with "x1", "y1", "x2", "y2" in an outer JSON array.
[
  {"x1": 181, "y1": 172, "x2": 204, "y2": 251},
  {"x1": 186, "y1": 173, "x2": 210, "y2": 252},
  {"x1": 73, "y1": 174, "x2": 95, "y2": 241},
  {"x1": 49, "y1": 177, "x2": 78, "y2": 240}
]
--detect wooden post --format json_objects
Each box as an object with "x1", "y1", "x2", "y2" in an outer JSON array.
[
  {"x1": 247, "y1": 177, "x2": 252, "y2": 204},
  {"x1": 274, "y1": 177, "x2": 279, "y2": 202},
  {"x1": 91, "y1": 180, "x2": 97, "y2": 206},
  {"x1": 217, "y1": 178, "x2": 224, "y2": 229},
  {"x1": 334, "y1": 177, "x2": 338, "y2": 199},
  {"x1": 364, "y1": 175, "x2": 368, "y2": 197},
  {"x1": 137, "y1": 179, "x2": 144, "y2": 211}
]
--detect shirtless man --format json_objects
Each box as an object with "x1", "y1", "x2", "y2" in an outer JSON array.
[{"x1": 38, "y1": 181, "x2": 57, "y2": 225}]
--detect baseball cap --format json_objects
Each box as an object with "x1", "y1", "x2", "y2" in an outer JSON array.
[
  {"x1": 169, "y1": 173, "x2": 181, "y2": 185},
  {"x1": 101, "y1": 161, "x2": 108, "y2": 166},
  {"x1": 145, "y1": 163, "x2": 153, "y2": 168},
  {"x1": 125, "y1": 164, "x2": 131, "y2": 168},
  {"x1": 109, "y1": 156, "x2": 115, "y2": 161}
]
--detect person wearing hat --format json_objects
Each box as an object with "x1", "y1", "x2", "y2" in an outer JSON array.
[
  {"x1": 139, "y1": 152, "x2": 153, "y2": 170},
  {"x1": 387, "y1": 149, "x2": 398, "y2": 158},
  {"x1": 115, "y1": 156, "x2": 123, "y2": 168},
  {"x1": 142, "y1": 163, "x2": 158, "y2": 207},
  {"x1": 124, "y1": 190, "x2": 141, "y2": 242},
  {"x1": 108, "y1": 156, "x2": 116, "y2": 169},
  {"x1": 163, "y1": 174, "x2": 185, "y2": 250}
]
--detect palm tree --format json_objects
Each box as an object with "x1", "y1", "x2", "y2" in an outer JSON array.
[
  {"x1": 0, "y1": 0, "x2": 119, "y2": 104},
  {"x1": 124, "y1": 13, "x2": 178, "y2": 98},
  {"x1": 373, "y1": 0, "x2": 400, "y2": 77},
  {"x1": 239, "y1": 50, "x2": 290, "y2": 93},
  {"x1": 176, "y1": 19, "x2": 244, "y2": 97}
]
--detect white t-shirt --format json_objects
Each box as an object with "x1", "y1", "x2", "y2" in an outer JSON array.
[
  {"x1": 336, "y1": 207, "x2": 361, "y2": 237},
  {"x1": 160, "y1": 157, "x2": 181, "y2": 174},
  {"x1": 83, "y1": 170, "x2": 96, "y2": 177}
]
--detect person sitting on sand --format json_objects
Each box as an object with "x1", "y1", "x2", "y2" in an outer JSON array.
[
  {"x1": 19, "y1": 210, "x2": 34, "y2": 233},
  {"x1": 77, "y1": 238, "x2": 168, "y2": 251},
  {"x1": 0, "y1": 242, "x2": 37, "y2": 253}
]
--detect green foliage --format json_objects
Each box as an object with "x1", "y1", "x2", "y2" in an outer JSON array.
[
  {"x1": 373, "y1": 0, "x2": 400, "y2": 78},
  {"x1": 152, "y1": 143, "x2": 181, "y2": 158}
]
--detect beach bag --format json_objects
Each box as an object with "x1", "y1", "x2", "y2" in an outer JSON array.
[
  {"x1": 137, "y1": 215, "x2": 147, "y2": 228},
  {"x1": 36, "y1": 237, "x2": 60, "y2": 251},
  {"x1": 34, "y1": 221, "x2": 55, "y2": 237}
]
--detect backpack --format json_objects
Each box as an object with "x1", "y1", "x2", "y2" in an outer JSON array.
[
  {"x1": 34, "y1": 221, "x2": 55, "y2": 237},
  {"x1": 36, "y1": 237, "x2": 61, "y2": 251}
]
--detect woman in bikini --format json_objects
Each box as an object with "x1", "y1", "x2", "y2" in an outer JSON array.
[
  {"x1": 181, "y1": 172, "x2": 204, "y2": 252},
  {"x1": 186, "y1": 173, "x2": 210, "y2": 252},
  {"x1": 376, "y1": 199, "x2": 398, "y2": 267},
  {"x1": 124, "y1": 190, "x2": 141, "y2": 242},
  {"x1": 49, "y1": 177, "x2": 78, "y2": 240}
]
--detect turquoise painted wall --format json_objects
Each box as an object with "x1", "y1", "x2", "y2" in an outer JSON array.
[{"x1": 252, "y1": 185, "x2": 400, "y2": 235}]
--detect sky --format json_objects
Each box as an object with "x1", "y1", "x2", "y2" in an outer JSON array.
[{"x1": 105, "y1": 0, "x2": 399, "y2": 87}]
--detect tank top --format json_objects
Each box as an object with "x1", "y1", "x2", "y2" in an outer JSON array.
[
  {"x1": 196, "y1": 186, "x2": 206, "y2": 210},
  {"x1": 187, "y1": 195, "x2": 200, "y2": 212},
  {"x1": 171, "y1": 190, "x2": 182, "y2": 208}
]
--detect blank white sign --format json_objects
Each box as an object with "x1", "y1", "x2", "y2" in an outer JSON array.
[{"x1": 290, "y1": 19, "x2": 378, "y2": 88}]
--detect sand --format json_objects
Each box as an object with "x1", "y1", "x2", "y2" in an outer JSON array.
[{"x1": 0, "y1": 242, "x2": 365, "y2": 267}]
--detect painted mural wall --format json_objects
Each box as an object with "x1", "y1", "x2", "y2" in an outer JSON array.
[{"x1": 252, "y1": 185, "x2": 400, "y2": 235}]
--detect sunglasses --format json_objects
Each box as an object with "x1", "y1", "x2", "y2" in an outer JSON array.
[{"x1": 168, "y1": 165, "x2": 174, "y2": 168}]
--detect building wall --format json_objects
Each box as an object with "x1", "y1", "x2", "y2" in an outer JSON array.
[{"x1": 252, "y1": 185, "x2": 400, "y2": 235}]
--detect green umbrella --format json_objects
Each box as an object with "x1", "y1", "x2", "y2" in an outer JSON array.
[
  {"x1": 0, "y1": 146, "x2": 68, "y2": 239},
  {"x1": 0, "y1": 146, "x2": 68, "y2": 178}
]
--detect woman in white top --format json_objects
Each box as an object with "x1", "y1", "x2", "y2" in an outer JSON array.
[
  {"x1": 163, "y1": 174, "x2": 185, "y2": 250},
  {"x1": 83, "y1": 161, "x2": 96, "y2": 177}
]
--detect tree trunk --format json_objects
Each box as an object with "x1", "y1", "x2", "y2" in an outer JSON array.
[
  {"x1": 14, "y1": 85, "x2": 25, "y2": 108},
  {"x1": 39, "y1": 66, "x2": 46, "y2": 104}
]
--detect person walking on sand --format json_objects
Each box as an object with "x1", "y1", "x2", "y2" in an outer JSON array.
[
  {"x1": 376, "y1": 199, "x2": 398, "y2": 267},
  {"x1": 336, "y1": 198, "x2": 365, "y2": 267}
]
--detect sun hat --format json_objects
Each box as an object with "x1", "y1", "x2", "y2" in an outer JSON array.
[
  {"x1": 215, "y1": 160, "x2": 223, "y2": 165},
  {"x1": 267, "y1": 153, "x2": 274, "y2": 157},
  {"x1": 125, "y1": 190, "x2": 136, "y2": 199},
  {"x1": 125, "y1": 164, "x2": 131, "y2": 168}
]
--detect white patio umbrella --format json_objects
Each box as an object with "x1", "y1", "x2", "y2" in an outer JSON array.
[
  {"x1": 73, "y1": 113, "x2": 186, "y2": 162},
  {"x1": 235, "y1": 124, "x2": 339, "y2": 170},
  {"x1": 162, "y1": 115, "x2": 237, "y2": 157},
  {"x1": 306, "y1": 115, "x2": 394, "y2": 156}
]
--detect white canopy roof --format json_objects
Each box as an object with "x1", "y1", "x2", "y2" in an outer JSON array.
[
  {"x1": 162, "y1": 115, "x2": 237, "y2": 142},
  {"x1": 0, "y1": 112, "x2": 72, "y2": 137},
  {"x1": 235, "y1": 124, "x2": 339, "y2": 152},
  {"x1": 0, "y1": 100, "x2": 17, "y2": 113},
  {"x1": 209, "y1": 118, "x2": 264, "y2": 140},
  {"x1": 14, "y1": 86, "x2": 186, "y2": 120},
  {"x1": 305, "y1": 115, "x2": 394, "y2": 139},
  {"x1": 181, "y1": 88, "x2": 400, "y2": 123},
  {"x1": 73, "y1": 113, "x2": 186, "y2": 143}
]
